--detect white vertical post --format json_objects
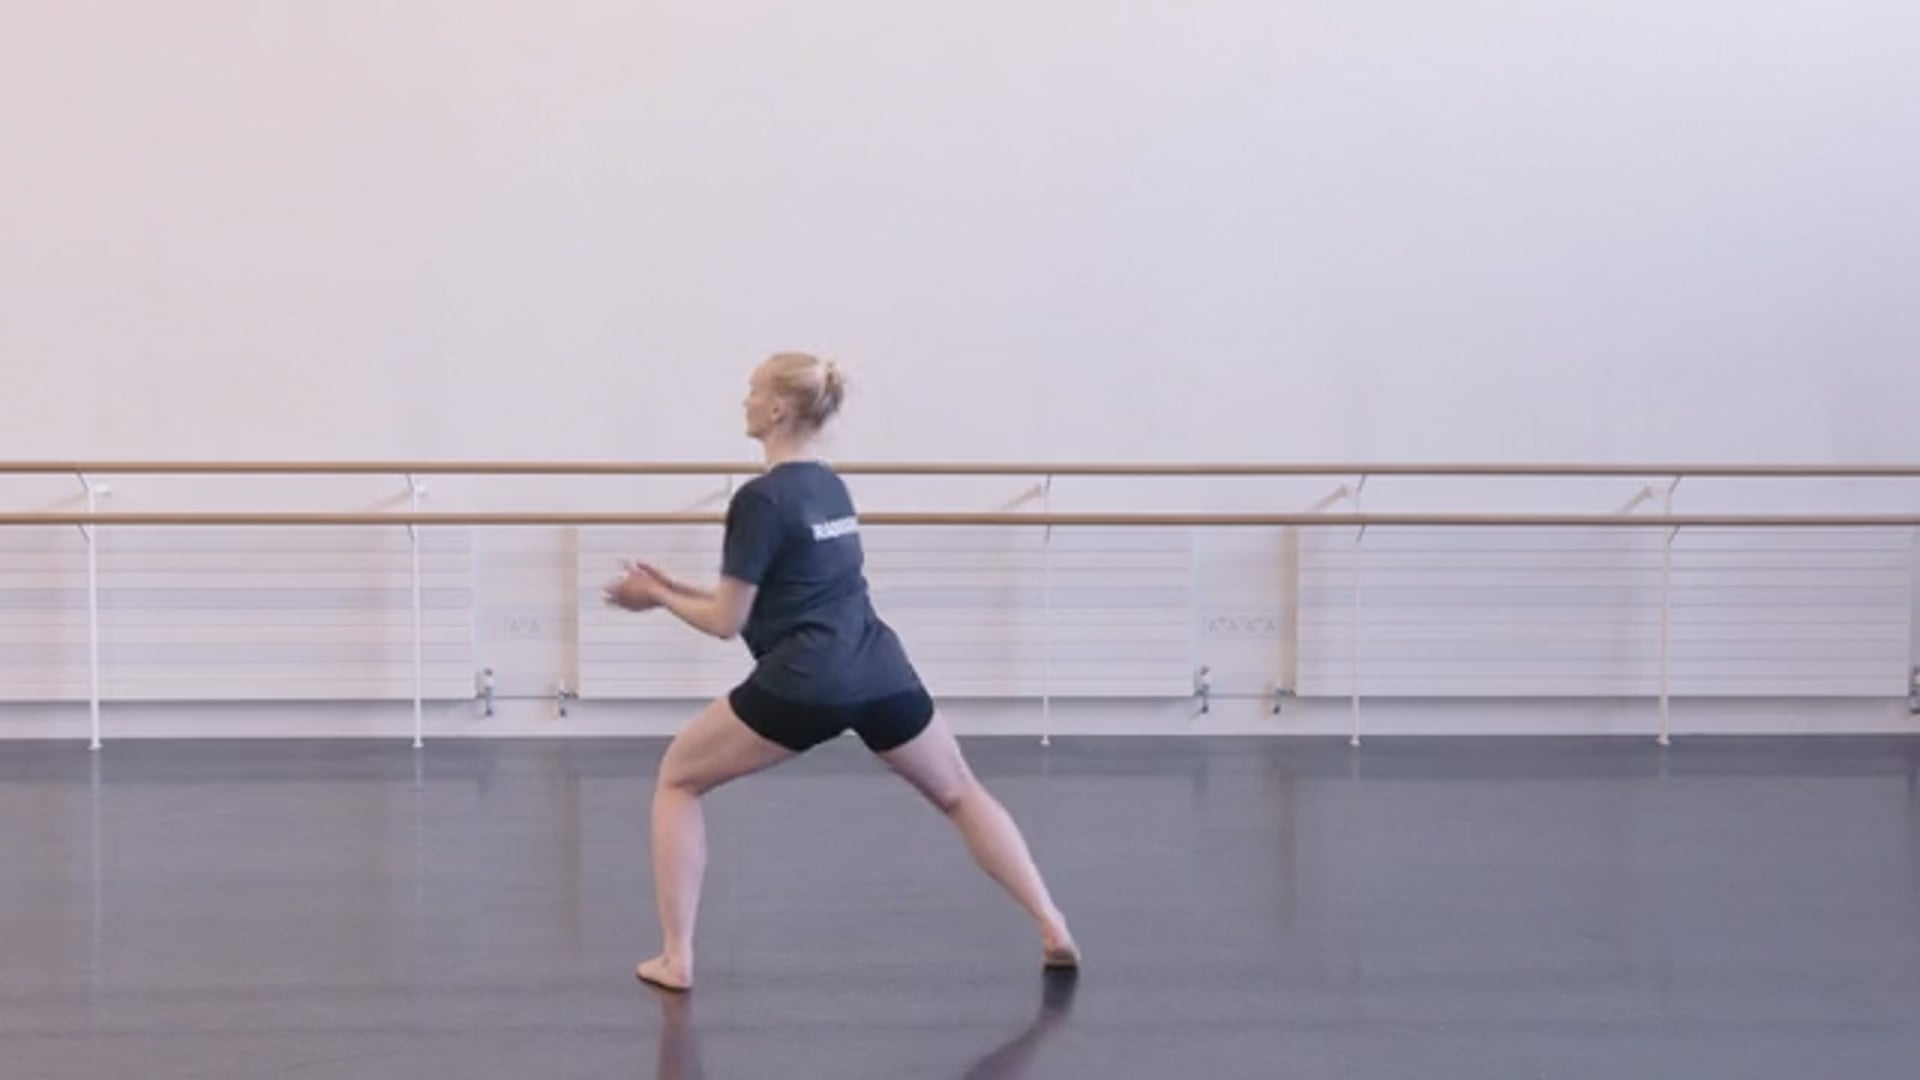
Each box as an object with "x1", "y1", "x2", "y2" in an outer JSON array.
[
  {"x1": 407, "y1": 474, "x2": 426, "y2": 750},
  {"x1": 78, "y1": 473, "x2": 107, "y2": 751},
  {"x1": 1657, "y1": 476, "x2": 1681, "y2": 747},
  {"x1": 1040, "y1": 474, "x2": 1054, "y2": 747},
  {"x1": 1350, "y1": 474, "x2": 1368, "y2": 748},
  {"x1": 1190, "y1": 526, "x2": 1205, "y2": 717},
  {"x1": 1910, "y1": 526, "x2": 1920, "y2": 715}
]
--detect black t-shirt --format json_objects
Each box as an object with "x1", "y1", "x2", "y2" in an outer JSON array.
[{"x1": 721, "y1": 461, "x2": 920, "y2": 703}]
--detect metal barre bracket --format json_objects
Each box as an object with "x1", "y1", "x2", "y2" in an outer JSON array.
[
  {"x1": 477, "y1": 668, "x2": 496, "y2": 717},
  {"x1": 1270, "y1": 683, "x2": 1292, "y2": 715}
]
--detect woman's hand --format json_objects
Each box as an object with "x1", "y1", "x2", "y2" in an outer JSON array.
[
  {"x1": 605, "y1": 560, "x2": 754, "y2": 640},
  {"x1": 603, "y1": 562, "x2": 666, "y2": 612},
  {"x1": 624, "y1": 560, "x2": 712, "y2": 600}
]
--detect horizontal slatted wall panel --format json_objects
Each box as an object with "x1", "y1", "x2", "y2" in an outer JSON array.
[
  {"x1": 577, "y1": 526, "x2": 1196, "y2": 699},
  {"x1": 1667, "y1": 530, "x2": 1911, "y2": 696},
  {"x1": 0, "y1": 527, "x2": 475, "y2": 702},
  {"x1": 869, "y1": 526, "x2": 1194, "y2": 697},
  {"x1": 0, "y1": 528, "x2": 90, "y2": 701},
  {"x1": 1297, "y1": 527, "x2": 1913, "y2": 698}
]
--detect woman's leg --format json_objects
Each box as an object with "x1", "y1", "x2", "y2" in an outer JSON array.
[
  {"x1": 639, "y1": 695, "x2": 796, "y2": 990},
  {"x1": 876, "y1": 711, "x2": 1078, "y2": 967}
]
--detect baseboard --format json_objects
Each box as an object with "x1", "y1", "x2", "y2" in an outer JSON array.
[{"x1": 2, "y1": 694, "x2": 1915, "y2": 741}]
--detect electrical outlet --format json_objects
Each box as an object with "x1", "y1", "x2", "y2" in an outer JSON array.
[{"x1": 1205, "y1": 614, "x2": 1281, "y2": 639}]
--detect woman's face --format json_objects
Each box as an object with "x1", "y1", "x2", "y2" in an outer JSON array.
[{"x1": 742, "y1": 362, "x2": 787, "y2": 441}]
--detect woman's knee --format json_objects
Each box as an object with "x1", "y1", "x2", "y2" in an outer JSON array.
[
  {"x1": 655, "y1": 736, "x2": 708, "y2": 797},
  {"x1": 882, "y1": 750, "x2": 974, "y2": 815},
  {"x1": 656, "y1": 768, "x2": 699, "y2": 798},
  {"x1": 919, "y1": 772, "x2": 980, "y2": 816}
]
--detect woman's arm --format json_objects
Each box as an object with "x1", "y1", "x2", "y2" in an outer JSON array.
[
  {"x1": 606, "y1": 564, "x2": 755, "y2": 641},
  {"x1": 629, "y1": 561, "x2": 713, "y2": 601},
  {"x1": 651, "y1": 574, "x2": 757, "y2": 641},
  {"x1": 606, "y1": 486, "x2": 778, "y2": 641}
]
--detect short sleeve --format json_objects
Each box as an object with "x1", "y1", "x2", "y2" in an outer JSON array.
[{"x1": 721, "y1": 488, "x2": 785, "y2": 585}]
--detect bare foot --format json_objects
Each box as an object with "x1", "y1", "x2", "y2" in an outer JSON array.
[
  {"x1": 1041, "y1": 920, "x2": 1080, "y2": 970},
  {"x1": 636, "y1": 955, "x2": 692, "y2": 992}
]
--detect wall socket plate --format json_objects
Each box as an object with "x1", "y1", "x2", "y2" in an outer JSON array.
[{"x1": 1205, "y1": 613, "x2": 1281, "y2": 639}]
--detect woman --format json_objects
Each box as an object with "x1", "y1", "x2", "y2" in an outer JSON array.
[{"x1": 606, "y1": 352, "x2": 1079, "y2": 991}]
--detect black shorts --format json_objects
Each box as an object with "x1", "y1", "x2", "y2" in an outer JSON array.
[{"x1": 728, "y1": 679, "x2": 935, "y2": 754}]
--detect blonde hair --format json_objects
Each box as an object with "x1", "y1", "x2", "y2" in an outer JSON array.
[{"x1": 765, "y1": 352, "x2": 847, "y2": 429}]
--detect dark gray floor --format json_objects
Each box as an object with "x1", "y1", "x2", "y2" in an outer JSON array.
[{"x1": 4, "y1": 734, "x2": 1920, "y2": 1079}]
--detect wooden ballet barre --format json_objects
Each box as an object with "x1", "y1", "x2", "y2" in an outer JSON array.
[
  {"x1": 3, "y1": 461, "x2": 1920, "y2": 478},
  {"x1": 4, "y1": 511, "x2": 1920, "y2": 528}
]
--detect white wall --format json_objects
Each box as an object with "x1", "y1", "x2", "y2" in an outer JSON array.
[
  {"x1": 6, "y1": 1, "x2": 1919, "y2": 463},
  {"x1": 2, "y1": 2, "x2": 1917, "y2": 737}
]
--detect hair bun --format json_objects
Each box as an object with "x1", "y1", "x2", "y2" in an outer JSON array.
[
  {"x1": 766, "y1": 351, "x2": 847, "y2": 428},
  {"x1": 816, "y1": 359, "x2": 847, "y2": 419}
]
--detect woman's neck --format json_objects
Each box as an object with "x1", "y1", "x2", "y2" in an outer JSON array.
[{"x1": 760, "y1": 430, "x2": 821, "y2": 469}]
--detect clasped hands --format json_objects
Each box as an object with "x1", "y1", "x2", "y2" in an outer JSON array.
[{"x1": 603, "y1": 560, "x2": 673, "y2": 612}]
